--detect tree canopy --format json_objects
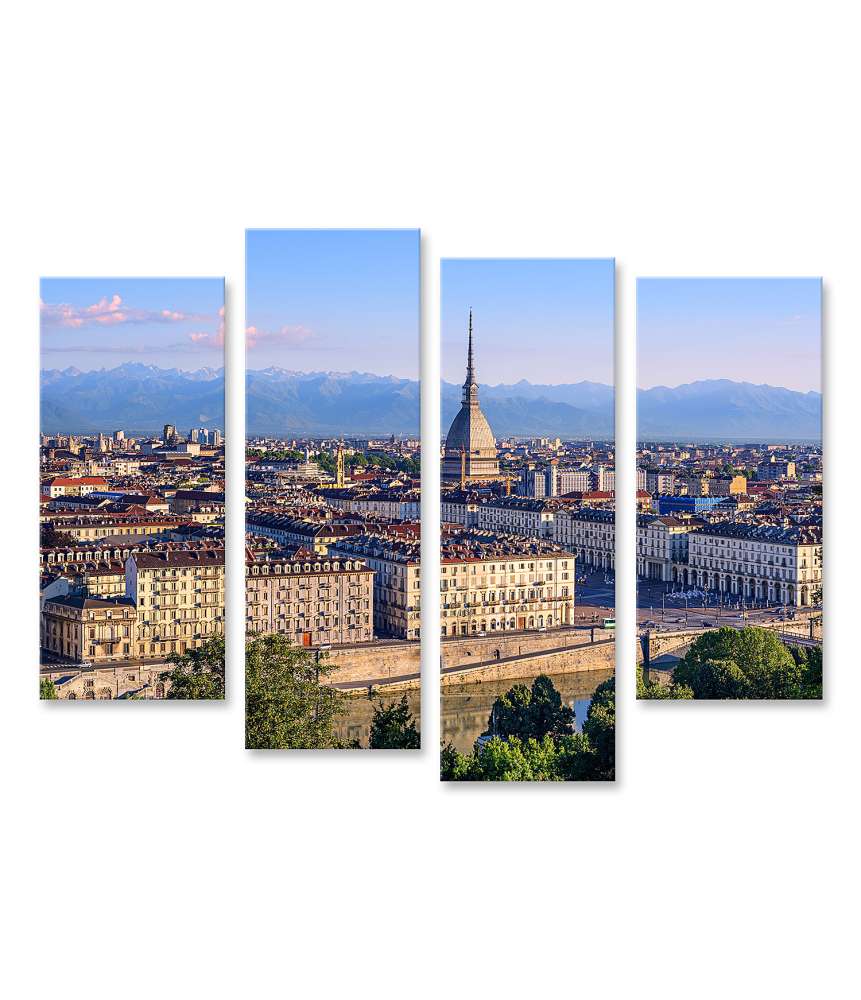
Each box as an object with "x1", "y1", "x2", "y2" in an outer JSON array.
[
  {"x1": 39, "y1": 677, "x2": 58, "y2": 700},
  {"x1": 489, "y1": 673, "x2": 575, "y2": 741},
  {"x1": 245, "y1": 634, "x2": 353, "y2": 749},
  {"x1": 161, "y1": 636, "x2": 225, "y2": 700},
  {"x1": 368, "y1": 695, "x2": 420, "y2": 749},
  {"x1": 671, "y1": 627, "x2": 822, "y2": 699},
  {"x1": 636, "y1": 664, "x2": 694, "y2": 700},
  {"x1": 40, "y1": 523, "x2": 73, "y2": 548},
  {"x1": 441, "y1": 674, "x2": 615, "y2": 781}
]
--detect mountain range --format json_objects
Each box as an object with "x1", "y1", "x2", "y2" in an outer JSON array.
[
  {"x1": 246, "y1": 368, "x2": 420, "y2": 435},
  {"x1": 39, "y1": 366, "x2": 822, "y2": 440},
  {"x1": 637, "y1": 379, "x2": 822, "y2": 440},
  {"x1": 441, "y1": 378, "x2": 614, "y2": 437},
  {"x1": 40, "y1": 364, "x2": 226, "y2": 434}
]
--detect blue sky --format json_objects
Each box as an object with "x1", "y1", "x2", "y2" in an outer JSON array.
[
  {"x1": 441, "y1": 258, "x2": 614, "y2": 385},
  {"x1": 246, "y1": 229, "x2": 420, "y2": 376},
  {"x1": 638, "y1": 277, "x2": 822, "y2": 392},
  {"x1": 40, "y1": 277, "x2": 224, "y2": 370}
]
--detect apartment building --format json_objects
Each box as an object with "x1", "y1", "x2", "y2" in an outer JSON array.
[
  {"x1": 330, "y1": 533, "x2": 421, "y2": 640},
  {"x1": 685, "y1": 523, "x2": 821, "y2": 606},
  {"x1": 126, "y1": 548, "x2": 225, "y2": 657},
  {"x1": 41, "y1": 595, "x2": 138, "y2": 664},
  {"x1": 474, "y1": 497, "x2": 557, "y2": 539},
  {"x1": 245, "y1": 552, "x2": 373, "y2": 646},
  {"x1": 439, "y1": 531, "x2": 575, "y2": 638},
  {"x1": 553, "y1": 507, "x2": 615, "y2": 572}
]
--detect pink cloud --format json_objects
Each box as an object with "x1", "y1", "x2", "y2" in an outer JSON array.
[
  {"x1": 41, "y1": 295, "x2": 209, "y2": 330},
  {"x1": 187, "y1": 306, "x2": 226, "y2": 349}
]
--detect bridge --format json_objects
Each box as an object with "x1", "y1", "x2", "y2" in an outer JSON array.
[{"x1": 637, "y1": 621, "x2": 822, "y2": 671}]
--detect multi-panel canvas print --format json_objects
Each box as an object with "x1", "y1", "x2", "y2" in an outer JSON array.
[
  {"x1": 439, "y1": 259, "x2": 616, "y2": 781},
  {"x1": 39, "y1": 278, "x2": 226, "y2": 700},
  {"x1": 636, "y1": 278, "x2": 823, "y2": 700},
  {"x1": 244, "y1": 229, "x2": 421, "y2": 749}
]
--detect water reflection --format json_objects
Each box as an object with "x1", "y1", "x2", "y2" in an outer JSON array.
[
  {"x1": 336, "y1": 689, "x2": 422, "y2": 749},
  {"x1": 443, "y1": 669, "x2": 614, "y2": 753},
  {"x1": 336, "y1": 669, "x2": 613, "y2": 751}
]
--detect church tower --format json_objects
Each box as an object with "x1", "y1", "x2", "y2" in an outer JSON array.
[{"x1": 441, "y1": 311, "x2": 500, "y2": 483}]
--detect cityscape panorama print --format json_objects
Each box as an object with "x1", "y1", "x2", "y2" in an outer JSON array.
[
  {"x1": 438, "y1": 258, "x2": 616, "y2": 781},
  {"x1": 39, "y1": 277, "x2": 226, "y2": 700},
  {"x1": 244, "y1": 229, "x2": 421, "y2": 749},
  {"x1": 636, "y1": 277, "x2": 823, "y2": 701}
]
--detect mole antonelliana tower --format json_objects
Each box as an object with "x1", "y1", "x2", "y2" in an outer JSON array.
[{"x1": 441, "y1": 310, "x2": 500, "y2": 482}]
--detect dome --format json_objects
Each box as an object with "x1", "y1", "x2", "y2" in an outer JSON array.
[{"x1": 444, "y1": 403, "x2": 497, "y2": 454}]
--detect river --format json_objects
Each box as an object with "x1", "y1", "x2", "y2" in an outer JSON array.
[{"x1": 337, "y1": 668, "x2": 614, "y2": 751}]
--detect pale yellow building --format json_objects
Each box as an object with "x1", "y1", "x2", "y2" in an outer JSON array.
[
  {"x1": 126, "y1": 548, "x2": 225, "y2": 658},
  {"x1": 42, "y1": 595, "x2": 138, "y2": 664}
]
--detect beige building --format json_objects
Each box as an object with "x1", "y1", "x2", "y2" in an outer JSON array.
[
  {"x1": 245, "y1": 552, "x2": 374, "y2": 646},
  {"x1": 331, "y1": 534, "x2": 422, "y2": 640},
  {"x1": 246, "y1": 512, "x2": 360, "y2": 554},
  {"x1": 439, "y1": 532, "x2": 575, "y2": 637},
  {"x1": 43, "y1": 558, "x2": 128, "y2": 599},
  {"x1": 636, "y1": 515, "x2": 692, "y2": 581},
  {"x1": 708, "y1": 475, "x2": 748, "y2": 496},
  {"x1": 43, "y1": 514, "x2": 183, "y2": 542},
  {"x1": 475, "y1": 497, "x2": 557, "y2": 539},
  {"x1": 684, "y1": 523, "x2": 821, "y2": 606},
  {"x1": 41, "y1": 476, "x2": 107, "y2": 498},
  {"x1": 42, "y1": 595, "x2": 138, "y2": 664},
  {"x1": 336, "y1": 529, "x2": 576, "y2": 640},
  {"x1": 126, "y1": 548, "x2": 225, "y2": 657},
  {"x1": 553, "y1": 508, "x2": 615, "y2": 572}
]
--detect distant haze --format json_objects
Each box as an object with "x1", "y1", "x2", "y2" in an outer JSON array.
[{"x1": 638, "y1": 277, "x2": 821, "y2": 392}]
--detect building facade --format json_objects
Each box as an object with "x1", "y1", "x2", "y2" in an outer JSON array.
[
  {"x1": 245, "y1": 553, "x2": 374, "y2": 646},
  {"x1": 126, "y1": 549, "x2": 225, "y2": 657},
  {"x1": 683, "y1": 523, "x2": 821, "y2": 606},
  {"x1": 440, "y1": 531, "x2": 575, "y2": 637}
]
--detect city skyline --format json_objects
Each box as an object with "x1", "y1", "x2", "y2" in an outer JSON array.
[
  {"x1": 246, "y1": 229, "x2": 420, "y2": 377},
  {"x1": 40, "y1": 277, "x2": 225, "y2": 371},
  {"x1": 441, "y1": 258, "x2": 615, "y2": 385},
  {"x1": 637, "y1": 277, "x2": 821, "y2": 392}
]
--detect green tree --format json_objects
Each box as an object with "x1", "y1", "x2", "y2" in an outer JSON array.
[
  {"x1": 788, "y1": 643, "x2": 823, "y2": 699},
  {"x1": 161, "y1": 636, "x2": 225, "y2": 700},
  {"x1": 672, "y1": 627, "x2": 819, "y2": 699},
  {"x1": 636, "y1": 664, "x2": 694, "y2": 700},
  {"x1": 580, "y1": 675, "x2": 616, "y2": 780},
  {"x1": 441, "y1": 674, "x2": 614, "y2": 782},
  {"x1": 245, "y1": 634, "x2": 351, "y2": 749},
  {"x1": 40, "y1": 677, "x2": 58, "y2": 700},
  {"x1": 489, "y1": 674, "x2": 575, "y2": 741},
  {"x1": 368, "y1": 695, "x2": 420, "y2": 749}
]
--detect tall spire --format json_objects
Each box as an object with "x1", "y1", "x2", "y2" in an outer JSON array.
[
  {"x1": 466, "y1": 308, "x2": 475, "y2": 383},
  {"x1": 463, "y1": 309, "x2": 477, "y2": 405}
]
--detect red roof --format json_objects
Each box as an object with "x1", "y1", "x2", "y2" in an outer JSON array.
[{"x1": 47, "y1": 476, "x2": 108, "y2": 486}]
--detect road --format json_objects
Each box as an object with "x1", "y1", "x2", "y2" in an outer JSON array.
[{"x1": 636, "y1": 578, "x2": 821, "y2": 639}]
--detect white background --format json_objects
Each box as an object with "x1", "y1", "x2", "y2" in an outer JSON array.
[{"x1": 1, "y1": 3, "x2": 857, "y2": 998}]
